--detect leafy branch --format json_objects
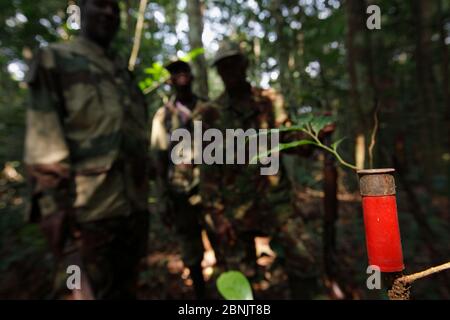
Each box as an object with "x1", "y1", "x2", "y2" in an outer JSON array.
[{"x1": 252, "y1": 114, "x2": 358, "y2": 171}]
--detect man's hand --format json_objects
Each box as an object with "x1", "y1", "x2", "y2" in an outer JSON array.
[
  {"x1": 26, "y1": 163, "x2": 74, "y2": 257},
  {"x1": 26, "y1": 163, "x2": 71, "y2": 190},
  {"x1": 39, "y1": 210, "x2": 71, "y2": 257},
  {"x1": 214, "y1": 214, "x2": 236, "y2": 246}
]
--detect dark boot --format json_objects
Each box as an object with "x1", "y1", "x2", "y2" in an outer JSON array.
[{"x1": 189, "y1": 262, "x2": 206, "y2": 300}]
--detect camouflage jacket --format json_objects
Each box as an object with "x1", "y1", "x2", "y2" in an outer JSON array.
[
  {"x1": 24, "y1": 37, "x2": 149, "y2": 223},
  {"x1": 150, "y1": 94, "x2": 208, "y2": 195},
  {"x1": 201, "y1": 85, "x2": 294, "y2": 230}
]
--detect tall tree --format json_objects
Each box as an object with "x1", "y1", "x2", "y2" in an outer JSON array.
[
  {"x1": 438, "y1": 0, "x2": 450, "y2": 154},
  {"x1": 271, "y1": 0, "x2": 292, "y2": 105},
  {"x1": 186, "y1": 0, "x2": 209, "y2": 98},
  {"x1": 345, "y1": 0, "x2": 368, "y2": 169},
  {"x1": 412, "y1": 0, "x2": 441, "y2": 178}
]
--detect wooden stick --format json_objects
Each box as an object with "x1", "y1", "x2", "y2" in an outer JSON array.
[
  {"x1": 128, "y1": 0, "x2": 148, "y2": 71},
  {"x1": 399, "y1": 262, "x2": 450, "y2": 284}
]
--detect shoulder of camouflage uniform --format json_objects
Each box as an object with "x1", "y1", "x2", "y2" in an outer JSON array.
[
  {"x1": 24, "y1": 46, "x2": 55, "y2": 84},
  {"x1": 254, "y1": 87, "x2": 288, "y2": 126},
  {"x1": 192, "y1": 100, "x2": 220, "y2": 124},
  {"x1": 24, "y1": 41, "x2": 78, "y2": 85},
  {"x1": 251, "y1": 87, "x2": 282, "y2": 103}
]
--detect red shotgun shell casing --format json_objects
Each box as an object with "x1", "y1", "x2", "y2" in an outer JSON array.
[{"x1": 357, "y1": 169, "x2": 404, "y2": 272}]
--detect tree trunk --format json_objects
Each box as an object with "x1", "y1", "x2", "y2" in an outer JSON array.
[
  {"x1": 272, "y1": 1, "x2": 292, "y2": 105},
  {"x1": 125, "y1": 0, "x2": 134, "y2": 41},
  {"x1": 438, "y1": 0, "x2": 450, "y2": 201},
  {"x1": 412, "y1": 0, "x2": 441, "y2": 179},
  {"x1": 128, "y1": 0, "x2": 148, "y2": 71},
  {"x1": 438, "y1": 0, "x2": 450, "y2": 145},
  {"x1": 186, "y1": 0, "x2": 209, "y2": 98},
  {"x1": 253, "y1": 37, "x2": 261, "y2": 84},
  {"x1": 345, "y1": 0, "x2": 368, "y2": 169}
]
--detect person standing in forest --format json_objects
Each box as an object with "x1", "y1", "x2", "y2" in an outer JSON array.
[
  {"x1": 150, "y1": 60, "x2": 211, "y2": 299},
  {"x1": 24, "y1": 0, "x2": 150, "y2": 299},
  {"x1": 201, "y1": 40, "x2": 322, "y2": 299}
]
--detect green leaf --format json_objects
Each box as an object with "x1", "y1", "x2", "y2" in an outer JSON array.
[
  {"x1": 250, "y1": 147, "x2": 277, "y2": 164},
  {"x1": 249, "y1": 139, "x2": 316, "y2": 163},
  {"x1": 217, "y1": 271, "x2": 253, "y2": 300},
  {"x1": 296, "y1": 113, "x2": 314, "y2": 128},
  {"x1": 138, "y1": 81, "x2": 147, "y2": 90},
  {"x1": 279, "y1": 139, "x2": 317, "y2": 151},
  {"x1": 331, "y1": 137, "x2": 346, "y2": 151},
  {"x1": 245, "y1": 127, "x2": 309, "y2": 145},
  {"x1": 277, "y1": 126, "x2": 306, "y2": 133},
  {"x1": 310, "y1": 115, "x2": 334, "y2": 136},
  {"x1": 180, "y1": 47, "x2": 205, "y2": 62}
]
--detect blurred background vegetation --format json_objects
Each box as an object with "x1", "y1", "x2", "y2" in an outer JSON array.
[{"x1": 0, "y1": 0, "x2": 448, "y2": 299}]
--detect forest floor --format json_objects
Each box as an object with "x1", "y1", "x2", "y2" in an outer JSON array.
[{"x1": 0, "y1": 164, "x2": 449, "y2": 300}]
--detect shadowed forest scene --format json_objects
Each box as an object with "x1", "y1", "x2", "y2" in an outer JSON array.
[{"x1": 0, "y1": 0, "x2": 449, "y2": 300}]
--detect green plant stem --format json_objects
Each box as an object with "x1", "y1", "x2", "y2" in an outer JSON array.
[{"x1": 301, "y1": 128, "x2": 358, "y2": 171}]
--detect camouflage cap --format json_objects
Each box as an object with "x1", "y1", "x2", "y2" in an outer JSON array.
[
  {"x1": 211, "y1": 40, "x2": 244, "y2": 67},
  {"x1": 165, "y1": 59, "x2": 191, "y2": 74}
]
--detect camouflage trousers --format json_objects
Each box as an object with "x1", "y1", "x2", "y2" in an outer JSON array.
[
  {"x1": 170, "y1": 192, "x2": 205, "y2": 267},
  {"x1": 52, "y1": 211, "x2": 149, "y2": 300}
]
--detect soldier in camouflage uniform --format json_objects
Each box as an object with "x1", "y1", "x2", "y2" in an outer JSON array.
[
  {"x1": 150, "y1": 60, "x2": 209, "y2": 299},
  {"x1": 24, "y1": 0, "x2": 149, "y2": 299},
  {"x1": 201, "y1": 41, "x2": 322, "y2": 299}
]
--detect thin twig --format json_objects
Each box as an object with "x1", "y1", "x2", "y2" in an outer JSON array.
[
  {"x1": 368, "y1": 100, "x2": 379, "y2": 169},
  {"x1": 301, "y1": 128, "x2": 358, "y2": 171},
  {"x1": 399, "y1": 262, "x2": 450, "y2": 284},
  {"x1": 389, "y1": 262, "x2": 450, "y2": 300},
  {"x1": 128, "y1": 0, "x2": 148, "y2": 71}
]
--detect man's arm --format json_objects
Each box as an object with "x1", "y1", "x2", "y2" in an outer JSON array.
[
  {"x1": 150, "y1": 107, "x2": 170, "y2": 189},
  {"x1": 197, "y1": 103, "x2": 235, "y2": 245},
  {"x1": 24, "y1": 47, "x2": 74, "y2": 256},
  {"x1": 150, "y1": 107, "x2": 175, "y2": 226},
  {"x1": 199, "y1": 161, "x2": 236, "y2": 245}
]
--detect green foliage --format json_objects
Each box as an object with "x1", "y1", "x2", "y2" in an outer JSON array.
[
  {"x1": 216, "y1": 271, "x2": 253, "y2": 300},
  {"x1": 139, "y1": 47, "x2": 205, "y2": 94},
  {"x1": 310, "y1": 115, "x2": 333, "y2": 136},
  {"x1": 251, "y1": 114, "x2": 357, "y2": 170},
  {"x1": 140, "y1": 62, "x2": 169, "y2": 92},
  {"x1": 180, "y1": 47, "x2": 205, "y2": 63}
]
